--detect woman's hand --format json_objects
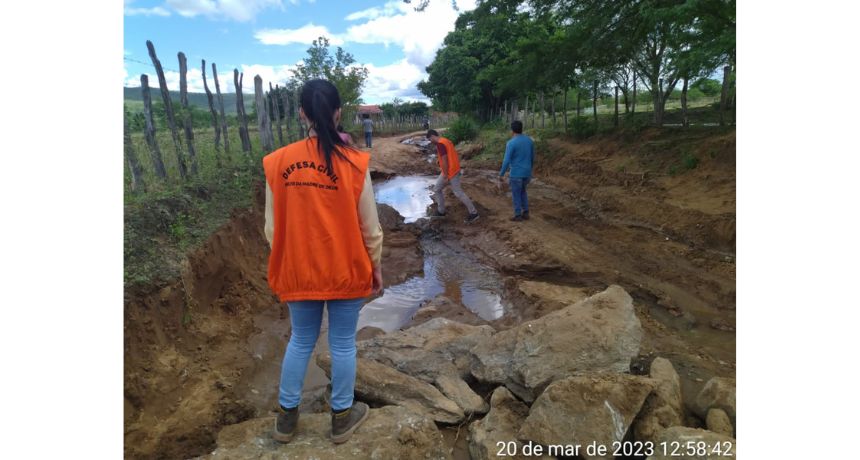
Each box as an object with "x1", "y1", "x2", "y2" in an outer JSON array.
[{"x1": 372, "y1": 265, "x2": 384, "y2": 295}]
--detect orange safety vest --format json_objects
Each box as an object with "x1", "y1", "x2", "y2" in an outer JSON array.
[
  {"x1": 262, "y1": 137, "x2": 372, "y2": 302},
  {"x1": 436, "y1": 137, "x2": 461, "y2": 178}
]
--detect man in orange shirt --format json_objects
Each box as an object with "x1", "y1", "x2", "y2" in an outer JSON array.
[{"x1": 426, "y1": 129, "x2": 479, "y2": 223}]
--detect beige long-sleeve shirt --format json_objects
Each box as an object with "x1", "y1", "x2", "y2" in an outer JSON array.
[{"x1": 265, "y1": 170, "x2": 383, "y2": 268}]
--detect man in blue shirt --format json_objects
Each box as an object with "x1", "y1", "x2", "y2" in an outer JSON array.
[{"x1": 499, "y1": 120, "x2": 535, "y2": 221}]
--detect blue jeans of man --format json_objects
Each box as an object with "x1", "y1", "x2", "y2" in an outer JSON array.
[
  {"x1": 278, "y1": 298, "x2": 363, "y2": 411},
  {"x1": 364, "y1": 132, "x2": 372, "y2": 148},
  {"x1": 509, "y1": 177, "x2": 530, "y2": 216}
]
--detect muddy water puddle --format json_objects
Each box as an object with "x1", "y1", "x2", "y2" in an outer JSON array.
[
  {"x1": 361, "y1": 175, "x2": 507, "y2": 332},
  {"x1": 373, "y1": 175, "x2": 436, "y2": 223}
]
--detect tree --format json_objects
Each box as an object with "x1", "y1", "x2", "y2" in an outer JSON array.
[{"x1": 292, "y1": 37, "x2": 369, "y2": 108}]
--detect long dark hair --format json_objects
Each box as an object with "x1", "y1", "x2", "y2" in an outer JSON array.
[{"x1": 300, "y1": 79, "x2": 351, "y2": 173}]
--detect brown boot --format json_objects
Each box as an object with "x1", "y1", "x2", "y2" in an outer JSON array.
[
  {"x1": 331, "y1": 401, "x2": 370, "y2": 444},
  {"x1": 273, "y1": 406, "x2": 299, "y2": 443}
]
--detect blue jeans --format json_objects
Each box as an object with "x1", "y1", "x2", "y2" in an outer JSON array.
[
  {"x1": 279, "y1": 298, "x2": 364, "y2": 411},
  {"x1": 509, "y1": 177, "x2": 530, "y2": 216},
  {"x1": 364, "y1": 132, "x2": 372, "y2": 148}
]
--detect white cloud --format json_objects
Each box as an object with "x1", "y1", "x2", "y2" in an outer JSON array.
[
  {"x1": 164, "y1": 0, "x2": 283, "y2": 22},
  {"x1": 343, "y1": 0, "x2": 477, "y2": 69},
  {"x1": 361, "y1": 59, "x2": 429, "y2": 104},
  {"x1": 255, "y1": 23, "x2": 344, "y2": 46},
  {"x1": 124, "y1": 5, "x2": 171, "y2": 16}
]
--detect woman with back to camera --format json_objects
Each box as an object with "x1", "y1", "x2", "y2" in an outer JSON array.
[{"x1": 262, "y1": 79, "x2": 384, "y2": 444}]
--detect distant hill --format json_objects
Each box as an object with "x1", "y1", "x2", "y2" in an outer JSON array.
[{"x1": 124, "y1": 86, "x2": 254, "y2": 115}]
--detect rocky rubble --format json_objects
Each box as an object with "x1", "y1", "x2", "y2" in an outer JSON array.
[{"x1": 469, "y1": 285, "x2": 643, "y2": 402}]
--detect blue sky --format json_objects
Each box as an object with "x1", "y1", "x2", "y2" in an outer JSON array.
[{"x1": 124, "y1": 0, "x2": 477, "y2": 103}]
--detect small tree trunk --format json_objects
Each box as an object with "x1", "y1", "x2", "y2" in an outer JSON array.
[
  {"x1": 563, "y1": 88, "x2": 568, "y2": 130},
  {"x1": 178, "y1": 52, "x2": 198, "y2": 175},
  {"x1": 511, "y1": 99, "x2": 519, "y2": 122},
  {"x1": 146, "y1": 40, "x2": 186, "y2": 178},
  {"x1": 551, "y1": 92, "x2": 556, "y2": 128},
  {"x1": 654, "y1": 78, "x2": 664, "y2": 126},
  {"x1": 720, "y1": 65, "x2": 731, "y2": 126},
  {"x1": 576, "y1": 90, "x2": 582, "y2": 118},
  {"x1": 632, "y1": 71, "x2": 637, "y2": 115},
  {"x1": 140, "y1": 74, "x2": 167, "y2": 179},
  {"x1": 271, "y1": 83, "x2": 284, "y2": 146},
  {"x1": 255, "y1": 76, "x2": 274, "y2": 152},
  {"x1": 234, "y1": 69, "x2": 251, "y2": 153},
  {"x1": 124, "y1": 111, "x2": 146, "y2": 192},
  {"x1": 524, "y1": 94, "x2": 529, "y2": 127},
  {"x1": 211, "y1": 63, "x2": 230, "y2": 154},
  {"x1": 592, "y1": 80, "x2": 598, "y2": 125},
  {"x1": 614, "y1": 86, "x2": 619, "y2": 127},
  {"x1": 681, "y1": 77, "x2": 689, "y2": 128},
  {"x1": 201, "y1": 59, "x2": 221, "y2": 165}
]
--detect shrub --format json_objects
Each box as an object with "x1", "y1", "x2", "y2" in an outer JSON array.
[
  {"x1": 446, "y1": 117, "x2": 478, "y2": 145},
  {"x1": 567, "y1": 118, "x2": 597, "y2": 140}
]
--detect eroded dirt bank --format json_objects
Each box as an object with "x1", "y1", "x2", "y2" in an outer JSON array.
[{"x1": 124, "y1": 127, "x2": 735, "y2": 459}]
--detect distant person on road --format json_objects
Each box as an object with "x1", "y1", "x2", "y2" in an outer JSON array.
[
  {"x1": 362, "y1": 114, "x2": 373, "y2": 148},
  {"x1": 499, "y1": 120, "x2": 535, "y2": 221},
  {"x1": 262, "y1": 79, "x2": 383, "y2": 445},
  {"x1": 426, "y1": 129, "x2": 480, "y2": 223},
  {"x1": 337, "y1": 124, "x2": 353, "y2": 147}
]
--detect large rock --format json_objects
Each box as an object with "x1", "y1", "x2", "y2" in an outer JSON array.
[
  {"x1": 470, "y1": 285, "x2": 643, "y2": 402},
  {"x1": 517, "y1": 374, "x2": 656, "y2": 460},
  {"x1": 435, "y1": 374, "x2": 488, "y2": 415},
  {"x1": 200, "y1": 405, "x2": 451, "y2": 460},
  {"x1": 633, "y1": 357, "x2": 684, "y2": 443},
  {"x1": 705, "y1": 408, "x2": 734, "y2": 438},
  {"x1": 647, "y1": 427, "x2": 736, "y2": 460},
  {"x1": 358, "y1": 317, "x2": 495, "y2": 382},
  {"x1": 316, "y1": 353, "x2": 464, "y2": 424},
  {"x1": 694, "y1": 377, "x2": 736, "y2": 420},
  {"x1": 469, "y1": 387, "x2": 552, "y2": 460}
]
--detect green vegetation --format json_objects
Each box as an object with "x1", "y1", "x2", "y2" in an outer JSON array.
[
  {"x1": 418, "y1": 0, "x2": 735, "y2": 127},
  {"x1": 446, "y1": 117, "x2": 479, "y2": 144}
]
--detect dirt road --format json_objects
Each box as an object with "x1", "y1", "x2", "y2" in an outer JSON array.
[{"x1": 123, "y1": 129, "x2": 735, "y2": 459}]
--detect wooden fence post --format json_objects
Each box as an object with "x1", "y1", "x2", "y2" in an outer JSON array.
[
  {"x1": 294, "y1": 89, "x2": 303, "y2": 138},
  {"x1": 178, "y1": 52, "x2": 198, "y2": 175},
  {"x1": 124, "y1": 111, "x2": 146, "y2": 192},
  {"x1": 282, "y1": 90, "x2": 292, "y2": 143},
  {"x1": 140, "y1": 74, "x2": 167, "y2": 179},
  {"x1": 211, "y1": 63, "x2": 230, "y2": 155},
  {"x1": 201, "y1": 59, "x2": 221, "y2": 164},
  {"x1": 540, "y1": 92, "x2": 545, "y2": 128},
  {"x1": 271, "y1": 83, "x2": 284, "y2": 147},
  {"x1": 614, "y1": 86, "x2": 619, "y2": 127},
  {"x1": 524, "y1": 94, "x2": 529, "y2": 128},
  {"x1": 234, "y1": 69, "x2": 251, "y2": 153},
  {"x1": 146, "y1": 40, "x2": 186, "y2": 179},
  {"x1": 254, "y1": 76, "x2": 274, "y2": 152}
]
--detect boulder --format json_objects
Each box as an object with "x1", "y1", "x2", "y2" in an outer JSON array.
[
  {"x1": 633, "y1": 357, "x2": 684, "y2": 443},
  {"x1": 376, "y1": 203, "x2": 404, "y2": 230},
  {"x1": 694, "y1": 377, "x2": 736, "y2": 420},
  {"x1": 647, "y1": 426, "x2": 736, "y2": 460},
  {"x1": 705, "y1": 408, "x2": 734, "y2": 438},
  {"x1": 200, "y1": 405, "x2": 451, "y2": 459},
  {"x1": 358, "y1": 317, "x2": 495, "y2": 383},
  {"x1": 468, "y1": 387, "x2": 552, "y2": 460},
  {"x1": 470, "y1": 285, "x2": 643, "y2": 402},
  {"x1": 434, "y1": 374, "x2": 488, "y2": 415},
  {"x1": 316, "y1": 353, "x2": 464, "y2": 424},
  {"x1": 517, "y1": 374, "x2": 656, "y2": 460}
]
